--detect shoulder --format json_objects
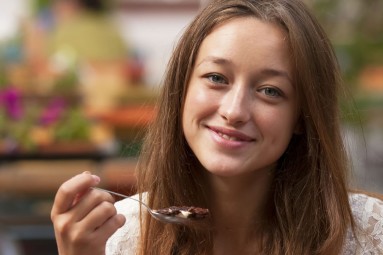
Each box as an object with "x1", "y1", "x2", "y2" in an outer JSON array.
[
  {"x1": 106, "y1": 193, "x2": 146, "y2": 255},
  {"x1": 349, "y1": 192, "x2": 383, "y2": 220},
  {"x1": 349, "y1": 192, "x2": 383, "y2": 231},
  {"x1": 344, "y1": 192, "x2": 383, "y2": 254}
]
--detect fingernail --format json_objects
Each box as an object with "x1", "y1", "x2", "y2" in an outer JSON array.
[
  {"x1": 83, "y1": 171, "x2": 91, "y2": 175},
  {"x1": 92, "y1": 175, "x2": 101, "y2": 184}
]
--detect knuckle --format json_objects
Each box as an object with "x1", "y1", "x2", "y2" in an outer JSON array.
[
  {"x1": 91, "y1": 191, "x2": 103, "y2": 202},
  {"x1": 100, "y1": 201, "x2": 117, "y2": 216},
  {"x1": 102, "y1": 192, "x2": 115, "y2": 202},
  {"x1": 92, "y1": 190, "x2": 111, "y2": 201},
  {"x1": 112, "y1": 214, "x2": 125, "y2": 228},
  {"x1": 50, "y1": 210, "x2": 56, "y2": 222},
  {"x1": 59, "y1": 182, "x2": 73, "y2": 197},
  {"x1": 54, "y1": 217, "x2": 71, "y2": 235}
]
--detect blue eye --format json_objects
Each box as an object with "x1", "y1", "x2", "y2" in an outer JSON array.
[
  {"x1": 262, "y1": 87, "x2": 281, "y2": 97},
  {"x1": 207, "y1": 74, "x2": 227, "y2": 84}
]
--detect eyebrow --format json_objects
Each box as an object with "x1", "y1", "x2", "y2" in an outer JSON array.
[
  {"x1": 196, "y1": 56, "x2": 292, "y2": 82},
  {"x1": 196, "y1": 56, "x2": 231, "y2": 68},
  {"x1": 258, "y1": 68, "x2": 292, "y2": 83}
]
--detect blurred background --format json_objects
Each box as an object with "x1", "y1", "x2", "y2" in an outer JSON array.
[{"x1": 0, "y1": 0, "x2": 381, "y2": 254}]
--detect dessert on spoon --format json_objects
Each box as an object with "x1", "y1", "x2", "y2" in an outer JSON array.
[{"x1": 92, "y1": 187, "x2": 210, "y2": 224}]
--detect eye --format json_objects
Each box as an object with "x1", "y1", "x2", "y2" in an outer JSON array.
[
  {"x1": 260, "y1": 87, "x2": 282, "y2": 98},
  {"x1": 206, "y1": 74, "x2": 227, "y2": 84}
]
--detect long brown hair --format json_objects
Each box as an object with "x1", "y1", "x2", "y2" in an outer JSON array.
[{"x1": 135, "y1": 0, "x2": 354, "y2": 254}]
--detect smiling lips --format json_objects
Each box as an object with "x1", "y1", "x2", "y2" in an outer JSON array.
[{"x1": 208, "y1": 126, "x2": 255, "y2": 142}]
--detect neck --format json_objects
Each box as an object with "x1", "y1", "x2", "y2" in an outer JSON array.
[{"x1": 206, "y1": 167, "x2": 274, "y2": 253}]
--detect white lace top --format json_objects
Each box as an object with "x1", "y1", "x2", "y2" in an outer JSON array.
[{"x1": 106, "y1": 193, "x2": 383, "y2": 255}]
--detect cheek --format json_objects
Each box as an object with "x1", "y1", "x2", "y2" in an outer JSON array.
[
  {"x1": 183, "y1": 83, "x2": 217, "y2": 122},
  {"x1": 185, "y1": 82, "x2": 210, "y2": 105},
  {"x1": 256, "y1": 106, "x2": 298, "y2": 139},
  {"x1": 182, "y1": 84, "x2": 202, "y2": 131}
]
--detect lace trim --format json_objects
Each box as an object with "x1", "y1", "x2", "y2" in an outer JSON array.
[
  {"x1": 105, "y1": 193, "x2": 383, "y2": 255},
  {"x1": 106, "y1": 194, "x2": 142, "y2": 255},
  {"x1": 343, "y1": 193, "x2": 383, "y2": 254}
]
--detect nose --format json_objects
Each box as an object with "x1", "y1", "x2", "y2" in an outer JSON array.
[{"x1": 219, "y1": 85, "x2": 251, "y2": 125}]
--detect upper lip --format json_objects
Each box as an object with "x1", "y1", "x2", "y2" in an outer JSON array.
[{"x1": 207, "y1": 125, "x2": 255, "y2": 142}]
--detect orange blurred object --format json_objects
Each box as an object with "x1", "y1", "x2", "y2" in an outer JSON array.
[
  {"x1": 87, "y1": 105, "x2": 157, "y2": 128},
  {"x1": 359, "y1": 65, "x2": 383, "y2": 92}
]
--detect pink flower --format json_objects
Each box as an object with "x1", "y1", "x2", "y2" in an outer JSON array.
[
  {"x1": 0, "y1": 87, "x2": 23, "y2": 120},
  {"x1": 39, "y1": 97, "x2": 67, "y2": 125}
]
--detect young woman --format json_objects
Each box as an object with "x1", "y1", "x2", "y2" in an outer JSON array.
[{"x1": 51, "y1": 0, "x2": 383, "y2": 254}]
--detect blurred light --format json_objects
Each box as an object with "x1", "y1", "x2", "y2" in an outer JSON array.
[{"x1": 0, "y1": 0, "x2": 29, "y2": 41}]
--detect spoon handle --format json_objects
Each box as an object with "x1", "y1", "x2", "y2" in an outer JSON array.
[
  {"x1": 92, "y1": 187, "x2": 129, "y2": 199},
  {"x1": 91, "y1": 187, "x2": 150, "y2": 211}
]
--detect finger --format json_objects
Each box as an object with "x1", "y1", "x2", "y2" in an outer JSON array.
[
  {"x1": 71, "y1": 172, "x2": 100, "y2": 206},
  {"x1": 68, "y1": 188, "x2": 115, "y2": 223},
  {"x1": 94, "y1": 214, "x2": 126, "y2": 243},
  {"x1": 52, "y1": 172, "x2": 100, "y2": 216},
  {"x1": 67, "y1": 213, "x2": 125, "y2": 253},
  {"x1": 76, "y1": 201, "x2": 120, "y2": 234}
]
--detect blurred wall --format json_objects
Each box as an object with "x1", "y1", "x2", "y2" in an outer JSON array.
[
  {"x1": 0, "y1": 0, "x2": 28, "y2": 41},
  {"x1": 113, "y1": 7, "x2": 199, "y2": 87}
]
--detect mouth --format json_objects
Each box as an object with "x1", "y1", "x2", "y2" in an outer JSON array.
[
  {"x1": 216, "y1": 132, "x2": 240, "y2": 141},
  {"x1": 208, "y1": 126, "x2": 255, "y2": 142}
]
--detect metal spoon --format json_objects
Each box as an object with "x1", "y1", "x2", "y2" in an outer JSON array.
[{"x1": 92, "y1": 187, "x2": 209, "y2": 225}]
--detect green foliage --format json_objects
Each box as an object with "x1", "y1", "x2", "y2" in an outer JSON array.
[
  {"x1": 32, "y1": 0, "x2": 52, "y2": 14},
  {"x1": 55, "y1": 108, "x2": 90, "y2": 141}
]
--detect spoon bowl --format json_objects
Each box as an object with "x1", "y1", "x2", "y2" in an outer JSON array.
[{"x1": 92, "y1": 187, "x2": 209, "y2": 225}]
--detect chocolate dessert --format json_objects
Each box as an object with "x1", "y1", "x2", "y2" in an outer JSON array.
[{"x1": 155, "y1": 206, "x2": 209, "y2": 219}]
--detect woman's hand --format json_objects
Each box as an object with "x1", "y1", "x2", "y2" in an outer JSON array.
[{"x1": 51, "y1": 172, "x2": 126, "y2": 255}]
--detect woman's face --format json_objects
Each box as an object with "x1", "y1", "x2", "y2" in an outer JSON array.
[{"x1": 182, "y1": 17, "x2": 300, "y2": 177}]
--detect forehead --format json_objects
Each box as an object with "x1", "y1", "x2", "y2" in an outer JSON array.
[{"x1": 195, "y1": 17, "x2": 292, "y2": 76}]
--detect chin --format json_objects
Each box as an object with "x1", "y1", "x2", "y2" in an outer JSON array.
[{"x1": 203, "y1": 164, "x2": 245, "y2": 177}]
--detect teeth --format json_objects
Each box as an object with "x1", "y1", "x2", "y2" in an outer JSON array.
[{"x1": 218, "y1": 132, "x2": 239, "y2": 141}]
